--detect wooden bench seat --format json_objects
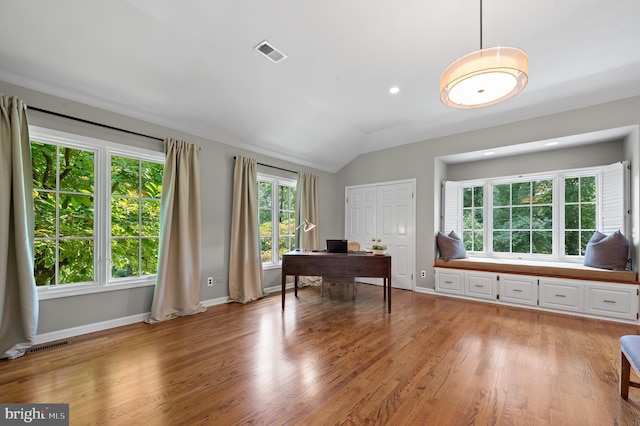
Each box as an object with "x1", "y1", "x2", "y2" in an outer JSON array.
[{"x1": 434, "y1": 257, "x2": 638, "y2": 284}]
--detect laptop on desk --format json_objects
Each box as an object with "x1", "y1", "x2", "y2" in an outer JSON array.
[{"x1": 326, "y1": 239, "x2": 348, "y2": 253}]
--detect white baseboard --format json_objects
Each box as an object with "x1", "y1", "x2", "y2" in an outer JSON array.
[{"x1": 34, "y1": 296, "x2": 230, "y2": 345}]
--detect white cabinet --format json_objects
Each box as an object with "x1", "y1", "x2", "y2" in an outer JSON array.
[
  {"x1": 499, "y1": 274, "x2": 538, "y2": 306},
  {"x1": 435, "y1": 269, "x2": 464, "y2": 295},
  {"x1": 434, "y1": 267, "x2": 639, "y2": 324},
  {"x1": 435, "y1": 268, "x2": 497, "y2": 299},
  {"x1": 539, "y1": 278, "x2": 583, "y2": 313},
  {"x1": 584, "y1": 281, "x2": 639, "y2": 321},
  {"x1": 465, "y1": 271, "x2": 497, "y2": 300}
]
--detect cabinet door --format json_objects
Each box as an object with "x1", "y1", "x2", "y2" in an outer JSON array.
[
  {"x1": 539, "y1": 278, "x2": 583, "y2": 312},
  {"x1": 500, "y1": 274, "x2": 538, "y2": 306},
  {"x1": 465, "y1": 271, "x2": 497, "y2": 300},
  {"x1": 435, "y1": 269, "x2": 464, "y2": 295},
  {"x1": 584, "y1": 282, "x2": 639, "y2": 321}
]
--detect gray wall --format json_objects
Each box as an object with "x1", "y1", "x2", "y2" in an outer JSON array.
[
  {"x1": 1, "y1": 81, "x2": 337, "y2": 335},
  {"x1": 335, "y1": 96, "x2": 640, "y2": 291},
  {"x1": 3, "y1": 78, "x2": 640, "y2": 336}
]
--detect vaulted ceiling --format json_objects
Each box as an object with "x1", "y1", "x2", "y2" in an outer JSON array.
[{"x1": 1, "y1": 0, "x2": 640, "y2": 171}]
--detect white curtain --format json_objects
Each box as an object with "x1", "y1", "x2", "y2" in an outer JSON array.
[
  {"x1": 147, "y1": 138, "x2": 206, "y2": 323},
  {"x1": 0, "y1": 95, "x2": 38, "y2": 359},
  {"x1": 228, "y1": 156, "x2": 264, "y2": 303}
]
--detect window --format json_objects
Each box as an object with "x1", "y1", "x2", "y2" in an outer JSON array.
[
  {"x1": 444, "y1": 162, "x2": 628, "y2": 261},
  {"x1": 31, "y1": 127, "x2": 163, "y2": 295},
  {"x1": 258, "y1": 174, "x2": 296, "y2": 267}
]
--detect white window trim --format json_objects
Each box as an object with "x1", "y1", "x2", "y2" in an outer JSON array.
[
  {"x1": 257, "y1": 172, "x2": 296, "y2": 270},
  {"x1": 30, "y1": 126, "x2": 163, "y2": 300}
]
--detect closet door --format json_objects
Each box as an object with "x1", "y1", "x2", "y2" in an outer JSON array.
[{"x1": 346, "y1": 180, "x2": 415, "y2": 290}]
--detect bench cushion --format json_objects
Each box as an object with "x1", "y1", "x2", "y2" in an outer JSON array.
[
  {"x1": 434, "y1": 257, "x2": 637, "y2": 283},
  {"x1": 621, "y1": 335, "x2": 640, "y2": 375}
]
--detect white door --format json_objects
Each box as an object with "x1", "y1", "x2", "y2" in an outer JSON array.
[{"x1": 346, "y1": 180, "x2": 415, "y2": 290}]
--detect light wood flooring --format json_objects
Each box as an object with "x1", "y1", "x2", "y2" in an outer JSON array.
[{"x1": 2, "y1": 283, "x2": 640, "y2": 425}]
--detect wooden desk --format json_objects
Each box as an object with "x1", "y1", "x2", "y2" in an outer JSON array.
[{"x1": 281, "y1": 251, "x2": 392, "y2": 312}]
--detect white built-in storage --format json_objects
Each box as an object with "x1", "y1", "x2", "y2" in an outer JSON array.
[{"x1": 435, "y1": 267, "x2": 640, "y2": 324}]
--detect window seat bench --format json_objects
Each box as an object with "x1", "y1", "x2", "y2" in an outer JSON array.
[{"x1": 434, "y1": 257, "x2": 637, "y2": 284}]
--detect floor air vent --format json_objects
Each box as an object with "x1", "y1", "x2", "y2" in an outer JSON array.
[
  {"x1": 254, "y1": 40, "x2": 287, "y2": 63},
  {"x1": 27, "y1": 340, "x2": 70, "y2": 353}
]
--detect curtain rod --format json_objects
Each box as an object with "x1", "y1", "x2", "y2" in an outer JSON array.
[
  {"x1": 233, "y1": 156, "x2": 298, "y2": 174},
  {"x1": 28, "y1": 106, "x2": 164, "y2": 142}
]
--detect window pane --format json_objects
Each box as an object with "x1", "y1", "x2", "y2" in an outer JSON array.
[
  {"x1": 141, "y1": 238, "x2": 159, "y2": 275},
  {"x1": 59, "y1": 147, "x2": 94, "y2": 193},
  {"x1": 493, "y1": 184, "x2": 510, "y2": 206},
  {"x1": 473, "y1": 231, "x2": 483, "y2": 251},
  {"x1": 493, "y1": 231, "x2": 510, "y2": 252},
  {"x1": 142, "y1": 200, "x2": 161, "y2": 236},
  {"x1": 532, "y1": 231, "x2": 552, "y2": 254},
  {"x1": 59, "y1": 194, "x2": 94, "y2": 237},
  {"x1": 532, "y1": 180, "x2": 553, "y2": 204},
  {"x1": 580, "y1": 204, "x2": 596, "y2": 229},
  {"x1": 34, "y1": 240, "x2": 56, "y2": 286},
  {"x1": 463, "y1": 187, "x2": 472, "y2": 208},
  {"x1": 59, "y1": 239, "x2": 94, "y2": 283},
  {"x1": 111, "y1": 156, "x2": 140, "y2": 196},
  {"x1": 512, "y1": 206, "x2": 531, "y2": 230},
  {"x1": 565, "y1": 178, "x2": 579, "y2": 203},
  {"x1": 581, "y1": 176, "x2": 596, "y2": 202},
  {"x1": 581, "y1": 231, "x2": 594, "y2": 255},
  {"x1": 473, "y1": 186, "x2": 484, "y2": 207},
  {"x1": 31, "y1": 142, "x2": 57, "y2": 190},
  {"x1": 34, "y1": 192, "x2": 56, "y2": 237},
  {"x1": 532, "y1": 205, "x2": 552, "y2": 229},
  {"x1": 111, "y1": 238, "x2": 140, "y2": 278},
  {"x1": 512, "y1": 231, "x2": 530, "y2": 253},
  {"x1": 463, "y1": 231, "x2": 473, "y2": 251},
  {"x1": 565, "y1": 204, "x2": 579, "y2": 229},
  {"x1": 512, "y1": 182, "x2": 531, "y2": 205},
  {"x1": 258, "y1": 182, "x2": 272, "y2": 208},
  {"x1": 260, "y1": 236, "x2": 272, "y2": 263},
  {"x1": 493, "y1": 207, "x2": 510, "y2": 229},
  {"x1": 142, "y1": 162, "x2": 163, "y2": 198},
  {"x1": 565, "y1": 231, "x2": 579, "y2": 255},
  {"x1": 463, "y1": 209, "x2": 473, "y2": 228},
  {"x1": 111, "y1": 198, "x2": 140, "y2": 236}
]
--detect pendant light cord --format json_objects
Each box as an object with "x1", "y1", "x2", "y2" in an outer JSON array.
[{"x1": 479, "y1": 0, "x2": 483, "y2": 50}]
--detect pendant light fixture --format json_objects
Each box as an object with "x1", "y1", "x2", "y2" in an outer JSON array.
[{"x1": 440, "y1": 0, "x2": 528, "y2": 109}]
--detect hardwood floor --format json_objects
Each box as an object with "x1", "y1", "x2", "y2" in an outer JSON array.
[{"x1": 2, "y1": 284, "x2": 640, "y2": 425}]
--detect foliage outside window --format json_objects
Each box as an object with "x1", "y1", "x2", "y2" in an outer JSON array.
[
  {"x1": 452, "y1": 167, "x2": 604, "y2": 260},
  {"x1": 564, "y1": 176, "x2": 596, "y2": 255},
  {"x1": 110, "y1": 156, "x2": 163, "y2": 278},
  {"x1": 492, "y1": 179, "x2": 553, "y2": 255},
  {"x1": 462, "y1": 186, "x2": 483, "y2": 252},
  {"x1": 31, "y1": 129, "x2": 163, "y2": 291},
  {"x1": 258, "y1": 174, "x2": 296, "y2": 266}
]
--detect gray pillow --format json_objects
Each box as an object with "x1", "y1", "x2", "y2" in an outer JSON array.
[
  {"x1": 583, "y1": 230, "x2": 629, "y2": 270},
  {"x1": 437, "y1": 230, "x2": 467, "y2": 261}
]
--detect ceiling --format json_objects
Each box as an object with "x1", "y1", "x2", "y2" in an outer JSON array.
[{"x1": 1, "y1": 0, "x2": 640, "y2": 172}]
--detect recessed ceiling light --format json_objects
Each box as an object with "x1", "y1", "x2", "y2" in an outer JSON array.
[
  {"x1": 389, "y1": 87, "x2": 400, "y2": 94},
  {"x1": 483, "y1": 151, "x2": 495, "y2": 156},
  {"x1": 545, "y1": 141, "x2": 559, "y2": 146}
]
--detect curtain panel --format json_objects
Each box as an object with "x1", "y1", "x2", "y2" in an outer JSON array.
[
  {"x1": 0, "y1": 95, "x2": 38, "y2": 359},
  {"x1": 228, "y1": 156, "x2": 264, "y2": 303},
  {"x1": 147, "y1": 138, "x2": 206, "y2": 323}
]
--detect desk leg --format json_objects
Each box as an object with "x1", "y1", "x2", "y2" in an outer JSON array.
[
  {"x1": 282, "y1": 273, "x2": 286, "y2": 310},
  {"x1": 387, "y1": 277, "x2": 391, "y2": 313},
  {"x1": 294, "y1": 276, "x2": 299, "y2": 297}
]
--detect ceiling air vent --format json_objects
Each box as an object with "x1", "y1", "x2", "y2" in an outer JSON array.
[{"x1": 254, "y1": 40, "x2": 287, "y2": 63}]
